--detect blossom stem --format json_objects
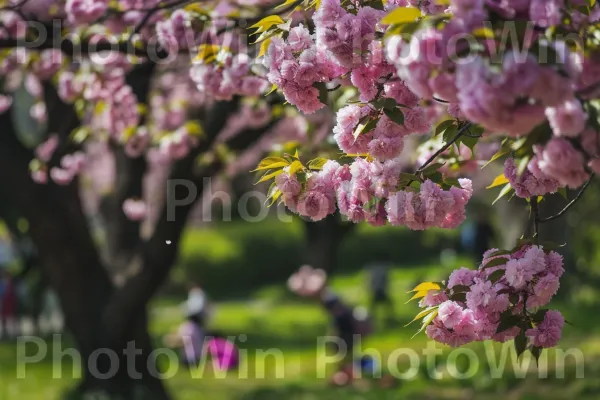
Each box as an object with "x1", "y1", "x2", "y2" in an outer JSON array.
[
  {"x1": 538, "y1": 174, "x2": 595, "y2": 223},
  {"x1": 530, "y1": 196, "x2": 539, "y2": 244},
  {"x1": 416, "y1": 122, "x2": 472, "y2": 173}
]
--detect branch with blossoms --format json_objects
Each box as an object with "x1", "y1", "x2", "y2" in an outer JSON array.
[
  {"x1": 1, "y1": 0, "x2": 600, "y2": 364},
  {"x1": 245, "y1": 0, "x2": 600, "y2": 360}
]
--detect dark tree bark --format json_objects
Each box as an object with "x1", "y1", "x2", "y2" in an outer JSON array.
[
  {"x1": 0, "y1": 74, "x2": 275, "y2": 398},
  {"x1": 303, "y1": 214, "x2": 356, "y2": 274}
]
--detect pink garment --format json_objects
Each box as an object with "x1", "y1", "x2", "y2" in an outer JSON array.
[{"x1": 207, "y1": 338, "x2": 239, "y2": 370}]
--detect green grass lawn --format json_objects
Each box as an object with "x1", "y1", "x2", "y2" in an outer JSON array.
[{"x1": 1, "y1": 262, "x2": 599, "y2": 400}]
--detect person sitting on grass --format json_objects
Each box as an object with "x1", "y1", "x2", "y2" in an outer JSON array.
[
  {"x1": 287, "y1": 265, "x2": 374, "y2": 386},
  {"x1": 163, "y1": 295, "x2": 238, "y2": 371}
]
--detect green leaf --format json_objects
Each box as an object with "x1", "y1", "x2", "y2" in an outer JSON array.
[
  {"x1": 487, "y1": 249, "x2": 513, "y2": 257},
  {"x1": 450, "y1": 292, "x2": 467, "y2": 302},
  {"x1": 482, "y1": 256, "x2": 509, "y2": 269},
  {"x1": 412, "y1": 309, "x2": 438, "y2": 338},
  {"x1": 442, "y1": 124, "x2": 458, "y2": 143},
  {"x1": 509, "y1": 293, "x2": 520, "y2": 304},
  {"x1": 514, "y1": 330, "x2": 527, "y2": 358},
  {"x1": 314, "y1": 82, "x2": 328, "y2": 105},
  {"x1": 492, "y1": 183, "x2": 513, "y2": 205},
  {"x1": 435, "y1": 119, "x2": 455, "y2": 136},
  {"x1": 558, "y1": 187, "x2": 567, "y2": 199},
  {"x1": 353, "y1": 117, "x2": 378, "y2": 140},
  {"x1": 421, "y1": 162, "x2": 445, "y2": 176},
  {"x1": 408, "y1": 180, "x2": 421, "y2": 190},
  {"x1": 371, "y1": 97, "x2": 397, "y2": 110},
  {"x1": 399, "y1": 172, "x2": 419, "y2": 181},
  {"x1": 496, "y1": 315, "x2": 521, "y2": 334},
  {"x1": 427, "y1": 171, "x2": 443, "y2": 184},
  {"x1": 363, "y1": 196, "x2": 381, "y2": 211},
  {"x1": 488, "y1": 269, "x2": 505, "y2": 283},
  {"x1": 487, "y1": 173, "x2": 509, "y2": 189},
  {"x1": 383, "y1": 98, "x2": 398, "y2": 110},
  {"x1": 383, "y1": 107, "x2": 405, "y2": 126},
  {"x1": 381, "y1": 7, "x2": 422, "y2": 25},
  {"x1": 531, "y1": 346, "x2": 543, "y2": 365},
  {"x1": 461, "y1": 135, "x2": 478, "y2": 154},
  {"x1": 451, "y1": 285, "x2": 470, "y2": 293},
  {"x1": 532, "y1": 309, "x2": 549, "y2": 324}
]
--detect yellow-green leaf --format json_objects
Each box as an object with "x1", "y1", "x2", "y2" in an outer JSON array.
[
  {"x1": 308, "y1": 157, "x2": 328, "y2": 170},
  {"x1": 249, "y1": 15, "x2": 284, "y2": 34},
  {"x1": 481, "y1": 149, "x2": 509, "y2": 169},
  {"x1": 258, "y1": 37, "x2": 272, "y2": 57},
  {"x1": 487, "y1": 173, "x2": 509, "y2": 189},
  {"x1": 268, "y1": 187, "x2": 283, "y2": 206},
  {"x1": 254, "y1": 156, "x2": 290, "y2": 171},
  {"x1": 256, "y1": 169, "x2": 284, "y2": 184},
  {"x1": 288, "y1": 160, "x2": 304, "y2": 175},
  {"x1": 412, "y1": 309, "x2": 438, "y2": 338},
  {"x1": 185, "y1": 121, "x2": 204, "y2": 137},
  {"x1": 405, "y1": 290, "x2": 429, "y2": 303},
  {"x1": 492, "y1": 183, "x2": 513, "y2": 205},
  {"x1": 275, "y1": 0, "x2": 299, "y2": 9},
  {"x1": 407, "y1": 282, "x2": 442, "y2": 293},
  {"x1": 381, "y1": 7, "x2": 422, "y2": 25},
  {"x1": 405, "y1": 306, "x2": 438, "y2": 327},
  {"x1": 195, "y1": 44, "x2": 221, "y2": 63},
  {"x1": 473, "y1": 26, "x2": 495, "y2": 39},
  {"x1": 265, "y1": 83, "x2": 278, "y2": 96}
]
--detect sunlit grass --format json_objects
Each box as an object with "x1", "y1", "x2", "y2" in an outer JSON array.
[{"x1": 1, "y1": 261, "x2": 598, "y2": 400}]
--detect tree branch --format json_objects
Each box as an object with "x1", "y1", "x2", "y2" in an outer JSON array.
[
  {"x1": 416, "y1": 122, "x2": 471, "y2": 173},
  {"x1": 103, "y1": 99, "x2": 279, "y2": 345},
  {"x1": 99, "y1": 63, "x2": 155, "y2": 272},
  {"x1": 538, "y1": 175, "x2": 594, "y2": 223}
]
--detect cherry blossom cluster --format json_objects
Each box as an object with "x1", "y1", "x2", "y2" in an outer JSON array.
[
  {"x1": 190, "y1": 51, "x2": 270, "y2": 101},
  {"x1": 418, "y1": 245, "x2": 565, "y2": 349},
  {"x1": 385, "y1": 1, "x2": 599, "y2": 136},
  {"x1": 505, "y1": 127, "x2": 599, "y2": 197},
  {"x1": 273, "y1": 156, "x2": 473, "y2": 229},
  {"x1": 263, "y1": 26, "x2": 347, "y2": 114},
  {"x1": 333, "y1": 98, "x2": 430, "y2": 161}
]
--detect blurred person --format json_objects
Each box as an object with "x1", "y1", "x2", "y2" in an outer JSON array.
[
  {"x1": 0, "y1": 270, "x2": 17, "y2": 338},
  {"x1": 164, "y1": 296, "x2": 208, "y2": 366},
  {"x1": 164, "y1": 288, "x2": 238, "y2": 370},
  {"x1": 186, "y1": 282, "x2": 213, "y2": 325},
  {"x1": 460, "y1": 209, "x2": 496, "y2": 260},
  {"x1": 288, "y1": 266, "x2": 373, "y2": 386},
  {"x1": 365, "y1": 255, "x2": 394, "y2": 325}
]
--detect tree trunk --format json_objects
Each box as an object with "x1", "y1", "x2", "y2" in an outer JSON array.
[
  {"x1": 303, "y1": 214, "x2": 356, "y2": 274},
  {"x1": 0, "y1": 106, "x2": 171, "y2": 399}
]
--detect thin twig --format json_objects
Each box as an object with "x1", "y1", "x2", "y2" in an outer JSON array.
[
  {"x1": 128, "y1": 0, "x2": 194, "y2": 46},
  {"x1": 530, "y1": 196, "x2": 539, "y2": 244},
  {"x1": 416, "y1": 122, "x2": 471, "y2": 173},
  {"x1": 538, "y1": 174, "x2": 595, "y2": 222}
]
